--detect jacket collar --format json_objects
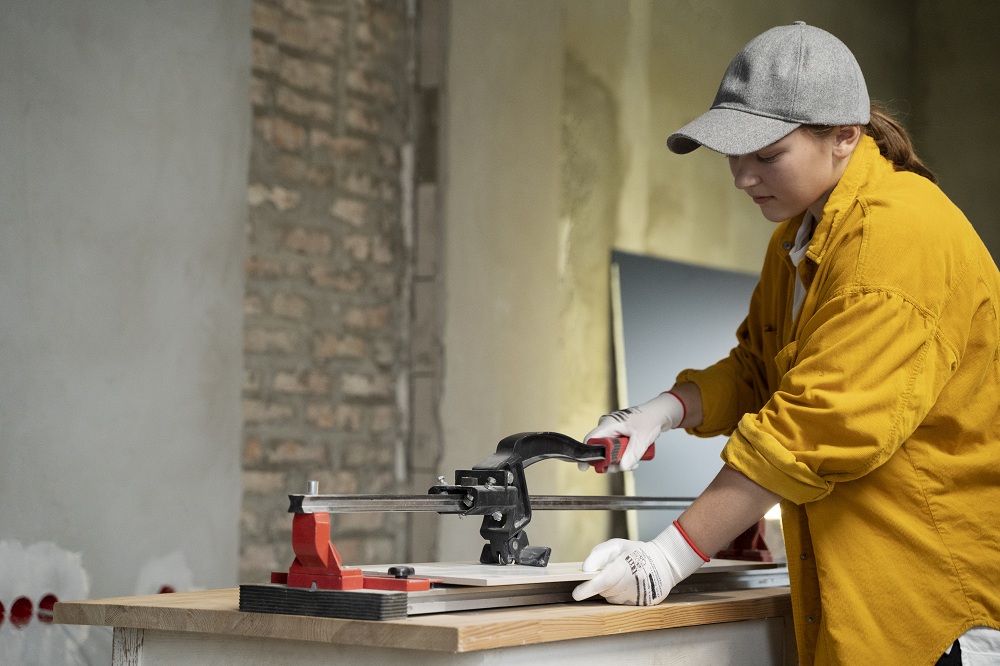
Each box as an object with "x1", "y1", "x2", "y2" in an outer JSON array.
[{"x1": 804, "y1": 134, "x2": 888, "y2": 265}]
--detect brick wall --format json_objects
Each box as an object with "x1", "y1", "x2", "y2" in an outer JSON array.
[{"x1": 240, "y1": 0, "x2": 435, "y2": 583}]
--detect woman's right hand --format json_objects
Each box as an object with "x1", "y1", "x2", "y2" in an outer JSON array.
[{"x1": 582, "y1": 391, "x2": 686, "y2": 472}]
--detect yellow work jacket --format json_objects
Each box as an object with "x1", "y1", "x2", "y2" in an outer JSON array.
[{"x1": 678, "y1": 135, "x2": 1000, "y2": 665}]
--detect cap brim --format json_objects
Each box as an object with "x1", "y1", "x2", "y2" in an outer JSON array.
[{"x1": 666, "y1": 108, "x2": 801, "y2": 155}]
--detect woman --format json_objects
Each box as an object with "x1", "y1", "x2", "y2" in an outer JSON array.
[{"x1": 571, "y1": 22, "x2": 1000, "y2": 666}]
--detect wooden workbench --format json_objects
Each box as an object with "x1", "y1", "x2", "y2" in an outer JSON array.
[{"x1": 56, "y1": 586, "x2": 796, "y2": 665}]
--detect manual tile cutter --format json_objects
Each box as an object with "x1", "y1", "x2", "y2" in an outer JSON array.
[{"x1": 242, "y1": 431, "x2": 696, "y2": 619}]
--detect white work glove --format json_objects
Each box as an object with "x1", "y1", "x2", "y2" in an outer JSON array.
[
  {"x1": 571, "y1": 521, "x2": 708, "y2": 606},
  {"x1": 581, "y1": 391, "x2": 686, "y2": 472}
]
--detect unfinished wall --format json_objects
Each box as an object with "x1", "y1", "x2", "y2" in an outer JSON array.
[
  {"x1": 240, "y1": 0, "x2": 420, "y2": 582},
  {"x1": 0, "y1": 0, "x2": 250, "y2": 660}
]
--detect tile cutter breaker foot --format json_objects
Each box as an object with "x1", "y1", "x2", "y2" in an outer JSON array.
[{"x1": 269, "y1": 431, "x2": 694, "y2": 593}]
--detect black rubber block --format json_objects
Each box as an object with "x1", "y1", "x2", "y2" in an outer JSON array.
[{"x1": 239, "y1": 584, "x2": 408, "y2": 621}]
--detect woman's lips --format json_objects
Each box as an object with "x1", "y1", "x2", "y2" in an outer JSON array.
[{"x1": 752, "y1": 195, "x2": 773, "y2": 205}]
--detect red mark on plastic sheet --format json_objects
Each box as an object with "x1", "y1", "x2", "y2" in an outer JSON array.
[
  {"x1": 37, "y1": 594, "x2": 58, "y2": 624},
  {"x1": 0, "y1": 599, "x2": 5, "y2": 626},
  {"x1": 10, "y1": 597, "x2": 33, "y2": 628},
  {"x1": 158, "y1": 585, "x2": 175, "y2": 594}
]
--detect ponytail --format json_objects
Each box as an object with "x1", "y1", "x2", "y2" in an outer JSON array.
[{"x1": 864, "y1": 103, "x2": 937, "y2": 183}]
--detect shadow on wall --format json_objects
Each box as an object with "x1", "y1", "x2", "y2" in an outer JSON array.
[{"x1": 0, "y1": 541, "x2": 197, "y2": 664}]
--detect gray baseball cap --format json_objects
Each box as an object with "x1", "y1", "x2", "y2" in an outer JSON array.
[{"x1": 667, "y1": 22, "x2": 870, "y2": 155}]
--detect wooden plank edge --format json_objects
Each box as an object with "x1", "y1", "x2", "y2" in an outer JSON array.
[{"x1": 449, "y1": 587, "x2": 793, "y2": 651}]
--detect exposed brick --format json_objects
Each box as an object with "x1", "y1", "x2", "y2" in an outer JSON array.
[
  {"x1": 308, "y1": 266, "x2": 364, "y2": 291},
  {"x1": 378, "y1": 181, "x2": 398, "y2": 203},
  {"x1": 371, "y1": 237, "x2": 393, "y2": 264},
  {"x1": 329, "y1": 537, "x2": 362, "y2": 565},
  {"x1": 305, "y1": 403, "x2": 362, "y2": 431},
  {"x1": 240, "y1": 509, "x2": 262, "y2": 538},
  {"x1": 278, "y1": 15, "x2": 344, "y2": 57},
  {"x1": 344, "y1": 441, "x2": 395, "y2": 467},
  {"x1": 371, "y1": 339, "x2": 395, "y2": 366},
  {"x1": 252, "y1": 115, "x2": 272, "y2": 140},
  {"x1": 251, "y1": 2, "x2": 282, "y2": 36},
  {"x1": 310, "y1": 15, "x2": 346, "y2": 56},
  {"x1": 271, "y1": 117, "x2": 308, "y2": 151},
  {"x1": 243, "y1": 369, "x2": 261, "y2": 392},
  {"x1": 330, "y1": 198, "x2": 368, "y2": 226},
  {"x1": 274, "y1": 154, "x2": 308, "y2": 180},
  {"x1": 284, "y1": 226, "x2": 333, "y2": 255},
  {"x1": 310, "y1": 129, "x2": 368, "y2": 158},
  {"x1": 243, "y1": 470, "x2": 287, "y2": 494},
  {"x1": 338, "y1": 511, "x2": 386, "y2": 532},
  {"x1": 273, "y1": 369, "x2": 331, "y2": 394},
  {"x1": 366, "y1": 6, "x2": 400, "y2": 41},
  {"x1": 346, "y1": 103, "x2": 381, "y2": 134},
  {"x1": 345, "y1": 305, "x2": 390, "y2": 329},
  {"x1": 369, "y1": 470, "x2": 398, "y2": 493},
  {"x1": 378, "y1": 142, "x2": 399, "y2": 169},
  {"x1": 271, "y1": 292, "x2": 310, "y2": 319},
  {"x1": 251, "y1": 38, "x2": 280, "y2": 74},
  {"x1": 346, "y1": 68, "x2": 395, "y2": 103},
  {"x1": 248, "y1": 183, "x2": 302, "y2": 211},
  {"x1": 369, "y1": 405, "x2": 395, "y2": 433},
  {"x1": 273, "y1": 154, "x2": 337, "y2": 187},
  {"x1": 246, "y1": 256, "x2": 283, "y2": 279},
  {"x1": 343, "y1": 172, "x2": 378, "y2": 197},
  {"x1": 244, "y1": 328, "x2": 298, "y2": 354},
  {"x1": 372, "y1": 270, "x2": 397, "y2": 297},
  {"x1": 276, "y1": 86, "x2": 334, "y2": 121},
  {"x1": 281, "y1": 0, "x2": 313, "y2": 21},
  {"x1": 360, "y1": 538, "x2": 398, "y2": 566},
  {"x1": 279, "y1": 57, "x2": 334, "y2": 95},
  {"x1": 354, "y1": 20, "x2": 373, "y2": 48},
  {"x1": 250, "y1": 76, "x2": 271, "y2": 107},
  {"x1": 341, "y1": 373, "x2": 392, "y2": 399},
  {"x1": 343, "y1": 234, "x2": 370, "y2": 261},
  {"x1": 243, "y1": 436, "x2": 264, "y2": 465},
  {"x1": 242, "y1": 399, "x2": 295, "y2": 423},
  {"x1": 269, "y1": 513, "x2": 294, "y2": 536},
  {"x1": 312, "y1": 332, "x2": 366, "y2": 359},
  {"x1": 266, "y1": 439, "x2": 327, "y2": 464},
  {"x1": 309, "y1": 469, "x2": 359, "y2": 495},
  {"x1": 244, "y1": 293, "x2": 265, "y2": 316},
  {"x1": 242, "y1": 0, "x2": 416, "y2": 580}
]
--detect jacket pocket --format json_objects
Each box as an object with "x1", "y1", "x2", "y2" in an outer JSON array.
[{"x1": 774, "y1": 340, "x2": 799, "y2": 378}]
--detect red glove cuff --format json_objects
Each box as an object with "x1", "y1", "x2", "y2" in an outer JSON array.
[{"x1": 673, "y1": 520, "x2": 710, "y2": 562}]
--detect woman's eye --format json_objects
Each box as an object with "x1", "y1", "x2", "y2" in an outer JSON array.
[{"x1": 756, "y1": 154, "x2": 778, "y2": 164}]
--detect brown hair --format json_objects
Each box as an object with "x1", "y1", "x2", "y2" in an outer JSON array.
[
  {"x1": 863, "y1": 104, "x2": 937, "y2": 183},
  {"x1": 803, "y1": 103, "x2": 937, "y2": 183}
]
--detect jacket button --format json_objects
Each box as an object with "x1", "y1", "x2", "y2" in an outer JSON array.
[
  {"x1": 806, "y1": 615, "x2": 815, "y2": 623},
  {"x1": 800, "y1": 553, "x2": 808, "y2": 560},
  {"x1": 782, "y1": 242, "x2": 793, "y2": 250}
]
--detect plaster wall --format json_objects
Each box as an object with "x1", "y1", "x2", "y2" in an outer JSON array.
[
  {"x1": 0, "y1": 0, "x2": 249, "y2": 605},
  {"x1": 438, "y1": 1, "x2": 603, "y2": 561}
]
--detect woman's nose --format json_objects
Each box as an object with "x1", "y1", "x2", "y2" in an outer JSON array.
[{"x1": 729, "y1": 156, "x2": 759, "y2": 190}]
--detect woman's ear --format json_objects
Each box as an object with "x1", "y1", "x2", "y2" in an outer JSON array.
[{"x1": 832, "y1": 125, "x2": 862, "y2": 158}]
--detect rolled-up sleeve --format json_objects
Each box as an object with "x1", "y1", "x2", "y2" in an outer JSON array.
[{"x1": 721, "y1": 287, "x2": 956, "y2": 504}]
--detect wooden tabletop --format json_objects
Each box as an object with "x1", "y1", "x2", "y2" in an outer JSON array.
[{"x1": 55, "y1": 586, "x2": 792, "y2": 653}]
